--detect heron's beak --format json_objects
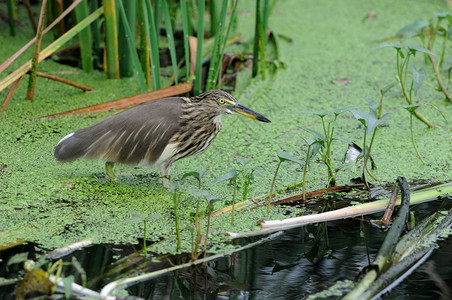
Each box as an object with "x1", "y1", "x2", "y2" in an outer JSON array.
[{"x1": 229, "y1": 103, "x2": 271, "y2": 123}]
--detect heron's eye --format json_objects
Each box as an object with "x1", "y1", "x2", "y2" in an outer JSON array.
[{"x1": 218, "y1": 98, "x2": 226, "y2": 105}]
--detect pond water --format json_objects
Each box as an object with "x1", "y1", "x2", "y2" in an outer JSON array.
[{"x1": 1, "y1": 200, "x2": 450, "y2": 299}]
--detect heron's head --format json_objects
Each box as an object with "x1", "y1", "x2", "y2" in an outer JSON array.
[{"x1": 193, "y1": 90, "x2": 271, "y2": 123}]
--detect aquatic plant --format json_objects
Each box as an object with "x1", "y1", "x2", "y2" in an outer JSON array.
[
  {"x1": 394, "y1": 13, "x2": 452, "y2": 102},
  {"x1": 267, "y1": 150, "x2": 302, "y2": 212},
  {"x1": 210, "y1": 157, "x2": 261, "y2": 223},
  {"x1": 187, "y1": 188, "x2": 218, "y2": 259},
  {"x1": 182, "y1": 169, "x2": 207, "y2": 189},
  {"x1": 350, "y1": 103, "x2": 390, "y2": 189},
  {"x1": 301, "y1": 138, "x2": 321, "y2": 201},
  {"x1": 300, "y1": 109, "x2": 351, "y2": 187},
  {"x1": 169, "y1": 185, "x2": 182, "y2": 253},
  {"x1": 375, "y1": 42, "x2": 435, "y2": 128},
  {"x1": 403, "y1": 105, "x2": 425, "y2": 165}
]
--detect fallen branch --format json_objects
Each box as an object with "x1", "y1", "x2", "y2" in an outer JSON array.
[{"x1": 35, "y1": 71, "x2": 94, "y2": 91}]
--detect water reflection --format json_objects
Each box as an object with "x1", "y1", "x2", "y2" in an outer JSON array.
[{"x1": 1, "y1": 202, "x2": 450, "y2": 299}]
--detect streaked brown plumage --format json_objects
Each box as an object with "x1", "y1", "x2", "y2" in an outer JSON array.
[{"x1": 54, "y1": 90, "x2": 270, "y2": 187}]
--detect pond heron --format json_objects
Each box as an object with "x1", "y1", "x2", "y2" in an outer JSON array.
[{"x1": 54, "y1": 90, "x2": 271, "y2": 187}]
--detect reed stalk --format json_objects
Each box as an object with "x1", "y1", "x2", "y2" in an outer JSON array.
[
  {"x1": 103, "y1": 0, "x2": 120, "y2": 79},
  {"x1": 118, "y1": 0, "x2": 137, "y2": 78},
  {"x1": 194, "y1": 0, "x2": 205, "y2": 94},
  {"x1": 162, "y1": 0, "x2": 179, "y2": 84},
  {"x1": 26, "y1": 0, "x2": 48, "y2": 101},
  {"x1": 74, "y1": 0, "x2": 93, "y2": 73}
]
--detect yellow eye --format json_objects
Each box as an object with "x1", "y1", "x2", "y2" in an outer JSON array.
[{"x1": 218, "y1": 98, "x2": 226, "y2": 105}]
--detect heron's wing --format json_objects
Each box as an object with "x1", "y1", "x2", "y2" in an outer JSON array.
[{"x1": 54, "y1": 98, "x2": 184, "y2": 165}]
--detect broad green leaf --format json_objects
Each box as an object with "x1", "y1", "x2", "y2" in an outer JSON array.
[
  {"x1": 182, "y1": 170, "x2": 207, "y2": 180},
  {"x1": 403, "y1": 104, "x2": 420, "y2": 114},
  {"x1": 351, "y1": 110, "x2": 390, "y2": 136},
  {"x1": 374, "y1": 41, "x2": 402, "y2": 51},
  {"x1": 7, "y1": 252, "x2": 28, "y2": 270},
  {"x1": 63, "y1": 275, "x2": 75, "y2": 299},
  {"x1": 277, "y1": 150, "x2": 303, "y2": 164},
  {"x1": 380, "y1": 82, "x2": 397, "y2": 95},
  {"x1": 302, "y1": 127, "x2": 327, "y2": 142},
  {"x1": 236, "y1": 157, "x2": 250, "y2": 166},
  {"x1": 333, "y1": 106, "x2": 365, "y2": 116},
  {"x1": 395, "y1": 19, "x2": 430, "y2": 37},
  {"x1": 407, "y1": 44, "x2": 436, "y2": 56},
  {"x1": 205, "y1": 194, "x2": 219, "y2": 204},
  {"x1": 303, "y1": 137, "x2": 317, "y2": 146},
  {"x1": 209, "y1": 169, "x2": 238, "y2": 187},
  {"x1": 253, "y1": 166, "x2": 264, "y2": 176},
  {"x1": 434, "y1": 12, "x2": 452, "y2": 22},
  {"x1": 297, "y1": 110, "x2": 328, "y2": 118},
  {"x1": 412, "y1": 66, "x2": 426, "y2": 96}
]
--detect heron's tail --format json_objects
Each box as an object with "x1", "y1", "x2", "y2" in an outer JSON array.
[{"x1": 54, "y1": 132, "x2": 87, "y2": 162}]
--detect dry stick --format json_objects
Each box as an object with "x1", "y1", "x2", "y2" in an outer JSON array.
[
  {"x1": 26, "y1": 0, "x2": 48, "y2": 101},
  {"x1": 0, "y1": 76, "x2": 23, "y2": 112},
  {"x1": 377, "y1": 185, "x2": 398, "y2": 227},
  {"x1": 35, "y1": 72, "x2": 94, "y2": 91},
  {"x1": 428, "y1": 33, "x2": 451, "y2": 102},
  {"x1": 0, "y1": 0, "x2": 84, "y2": 74},
  {"x1": 37, "y1": 81, "x2": 193, "y2": 118},
  {"x1": 23, "y1": 0, "x2": 37, "y2": 33}
]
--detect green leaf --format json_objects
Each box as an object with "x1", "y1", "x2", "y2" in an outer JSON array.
[
  {"x1": 412, "y1": 66, "x2": 426, "y2": 96},
  {"x1": 403, "y1": 104, "x2": 420, "y2": 114},
  {"x1": 236, "y1": 157, "x2": 250, "y2": 166},
  {"x1": 302, "y1": 127, "x2": 326, "y2": 142},
  {"x1": 333, "y1": 106, "x2": 364, "y2": 116},
  {"x1": 7, "y1": 252, "x2": 28, "y2": 270},
  {"x1": 396, "y1": 19, "x2": 430, "y2": 37},
  {"x1": 209, "y1": 169, "x2": 238, "y2": 187},
  {"x1": 351, "y1": 110, "x2": 390, "y2": 136},
  {"x1": 63, "y1": 275, "x2": 75, "y2": 299},
  {"x1": 298, "y1": 110, "x2": 328, "y2": 118},
  {"x1": 253, "y1": 166, "x2": 264, "y2": 176},
  {"x1": 434, "y1": 12, "x2": 452, "y2": 22},
  {"x1": 380, "y1": 82, "x2": 397, "y2": 95},
  {"x1": 374, "y1": 41, "x2": 402, "y2": 51},
  {"x1": 182, "y1": 170, "x2": 207, "y2": 181},
  {"x1": 277, "y1": 150, "x2": 303, "y2": 164},
  {"x1": 407, "y1": 44, "x2": 436, "y2": 56}
]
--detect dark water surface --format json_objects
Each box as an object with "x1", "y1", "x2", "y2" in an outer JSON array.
[{"x1": 1, "y1": 201, "x2": 451, "y2": 299}]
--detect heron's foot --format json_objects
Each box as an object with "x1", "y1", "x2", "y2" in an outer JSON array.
[{"x1": 105, "y1": 162, "x2": 118, "y2": 183}]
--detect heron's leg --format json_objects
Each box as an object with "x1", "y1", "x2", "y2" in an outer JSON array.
[
  {"x1": 105, "y1": 161, "x2": 117, "y2": 182},
  {"x1": 160, "y1": 162, "x2": 172, "y2": 189}
]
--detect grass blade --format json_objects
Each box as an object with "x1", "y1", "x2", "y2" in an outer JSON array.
[
  {"x1": 103, "y1": 0, "x2": 120, "y2": 79},
  {"x1": 162, "y1": 0, "x2": 179, "y2": 84},
  {"x1": 138, "y1": 0, "x2": 151, "y2": 88},
  {"x1": 205, "y1": 0, "x2": 228, "y2": 91},
  {"x1": 6, "y1": 0, "x2": 16, "y2": 36},
  {"x1": 143, "y1": 0, "x2": 161, "y2": 90},
  {"x1": 75, "y1": 0, "x2": 93, "y2": 73},
  {"x1": 118, "y1": 0, "x2": 137, "y2": 77},
  {"x1": 25, "y1": 0, "x2": 48, "y2": 101},
  {"x1": 117, "y1": 0, "x2": 147, "y2": 91},
  {"x1": 194, "y1": 0, "x2": 205, "y2": 94},
  {"x1": 180, "y1": 0, "x2": 191, "y2": 81}
]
